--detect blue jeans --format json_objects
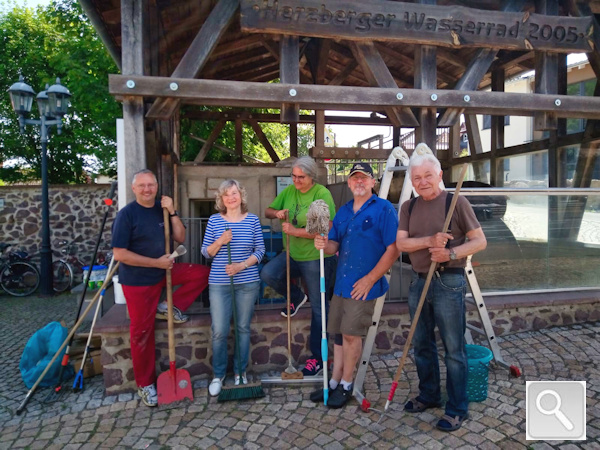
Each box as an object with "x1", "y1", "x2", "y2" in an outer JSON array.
[
  {"x1": 209, "y1": 281, "x2": 260, "y2": 378},
  {"x1": 260, "y1": 251, "x2": 336, "y2": 362},
  {"x1": 408, "y1": 271, "x2": 468, "y2": 417}
]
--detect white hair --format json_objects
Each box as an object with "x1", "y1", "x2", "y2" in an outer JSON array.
[{"x1": 408, "y1": 143, "x2": 441, "y2": 178}]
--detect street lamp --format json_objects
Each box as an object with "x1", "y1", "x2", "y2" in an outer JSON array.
[{"x1": 8, "y1": 76, "x2": 71, "y2": 296}]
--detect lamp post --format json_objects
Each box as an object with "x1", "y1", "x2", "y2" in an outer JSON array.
[{"x1": 8, "y1": 76, "x2": 71, "y2": 296}]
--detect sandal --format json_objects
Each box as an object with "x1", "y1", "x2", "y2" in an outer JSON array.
[
  {"x1": 404, "y1": 397, "x2": 442, "y2": 413},
  {"x1": 435, "y1": 413, "x2": 469, "y2": 432}
]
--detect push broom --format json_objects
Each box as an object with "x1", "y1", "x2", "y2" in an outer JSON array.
[
  {"x1": 281, "y1": 212, "x2": 303, "y2": 380},
  {"x1": 306, "y1": 200, "x2": 330, "y2": 405},
  {"x1": 218, "y1": 236, "x2": 265, "y2": 401},
  {"x1": 383, "y1": 163, "x2": 469, "y2": 414}
]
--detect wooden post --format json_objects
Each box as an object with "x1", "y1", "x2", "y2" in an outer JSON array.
[
  {"x1": 315, "y1": 110, "x2": 325, "y2": 148},
  {"x1": 280, "y1": 35, "x2": 300, "y2": 123},
  {"x1": 464, "y1": 115, "x2": 486, "y2": 182},
  {"x1": 121, "y1": 0, "x2": 146, "y2": 204},
  {"x1": 414, "y1": 45, "x2": 437, "y2": 152},
  {"x1": 235, "y1": 119, "x2": 243, "y2": 162},
  {"x1": 490, "y1": 69, "x2": 505, "y2": 187},
  {"x1": 289, "y1": 123, "x2": 298, "y2": 158},
  {"x1": 414, "y1": 0, "x2": 437, "y2": 152}
]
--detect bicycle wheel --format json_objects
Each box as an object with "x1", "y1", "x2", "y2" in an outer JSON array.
[
  {"x1": 0, "y1": 261, "x2": 40, "y2": 297},
  {"x1": 52, "y1": 260, "x2": 73, "y2": 293}
]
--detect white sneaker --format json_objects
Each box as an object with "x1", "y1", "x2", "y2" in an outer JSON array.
[
  {"x1": 209, "y1": 377, "x2": 224, "y2": 396},
  {"x1": 138, "y1": 384, "x2": 157, "y2": 407},
  {"x1": 156, "y1": 302, "x2": 189, "y2": 323},
  {"x1": 234, "y1": 373, "x2": 248, "y2": 386}
]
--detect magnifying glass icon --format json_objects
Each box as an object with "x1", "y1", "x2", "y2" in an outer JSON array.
[{"x1": 536, "y1": 389, "x2": 574, "y2": 431}]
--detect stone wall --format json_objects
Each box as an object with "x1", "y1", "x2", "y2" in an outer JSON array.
[
  {"x1": 0, "y1": 184, "x2": 116, "y2": 262},
  {"x1": 97, "y1": 290, "x2": 600, "y2": 394}
]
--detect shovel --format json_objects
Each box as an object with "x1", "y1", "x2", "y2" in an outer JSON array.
[{"x1": 157, "y1": 208, "x2": 193, "y2": 405}]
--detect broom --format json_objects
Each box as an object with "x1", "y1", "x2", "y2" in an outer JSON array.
[{"x1": 218, "y1": 236, "x2": 265, "y2": 402}]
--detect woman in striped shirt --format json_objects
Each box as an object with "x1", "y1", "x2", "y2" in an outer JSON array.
[{"x1": 201, "y1": 179, "x2": 265, "y2": 396}]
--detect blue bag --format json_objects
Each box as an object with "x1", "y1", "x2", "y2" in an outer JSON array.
[{"x1": 20, "y1": 321, "x2": 75, "y2": 388}]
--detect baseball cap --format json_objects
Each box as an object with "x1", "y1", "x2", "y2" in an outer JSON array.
[{"x1": 349, "y1": 162, "x2": 374, "y2": 178}]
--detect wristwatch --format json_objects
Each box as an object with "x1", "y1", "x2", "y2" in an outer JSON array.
[
  {"x1": 449, "y1": 248, "x2": 457, "y2": 260},
  {"x1": 169, "y1": 211, "x2": 178, "y2": 218},
  {"x1": 243, "y1": 261, "x2": 249, "y2": 269}
]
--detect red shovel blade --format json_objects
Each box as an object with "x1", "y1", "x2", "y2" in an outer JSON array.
[{"x1": 157, "y1": 362, "x2": 193, "y2": 405}]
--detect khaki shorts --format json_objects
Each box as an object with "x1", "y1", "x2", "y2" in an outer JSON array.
[{"x1": 327, "y1": 294, "x2": 375, "y2": 337}]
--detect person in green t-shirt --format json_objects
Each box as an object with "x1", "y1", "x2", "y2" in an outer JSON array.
[{"x1": 261, "y1": 156, "x2": 337, "y2": 377}]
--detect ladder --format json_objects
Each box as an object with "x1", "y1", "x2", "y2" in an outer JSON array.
[{"x1": 352, "y1": 146, "x2": 519, "y2": 412}]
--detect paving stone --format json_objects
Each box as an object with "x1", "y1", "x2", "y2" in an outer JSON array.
[{"x1": 1, "y1": 293, "x2": 598, "y2": 449}]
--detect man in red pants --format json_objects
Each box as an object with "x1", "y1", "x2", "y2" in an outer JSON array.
[{"x1": 112, "y1": 169, "x2": 209, "y2": 407}]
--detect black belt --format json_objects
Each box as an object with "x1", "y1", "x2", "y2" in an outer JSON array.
[{"x1": 417, "y1": 267, "x2": 464, "y2": 278}]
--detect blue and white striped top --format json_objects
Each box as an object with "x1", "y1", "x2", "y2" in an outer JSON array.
[{"x1": 201, "y1": 213, "x2": 265, "y2": 285}]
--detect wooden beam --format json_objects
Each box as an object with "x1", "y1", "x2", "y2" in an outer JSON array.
[
  {"x1": 280, "y1": 35, "x2": 300, "y2": 123},
  {"x1": 438, "y1": 0, "x2": 524, "y2": 127},
  {"x1": 240, "y1": 0, "x2": 593, "y2": 53},
  {"x1": 374, "y1": 43, "x2": 456, "y2": 86},
  {"x1": 455, "y1": 130, "x2": 600, "y2": 165},
  {"x1": 316, "y1": 39, "x2": 331, "y2": 85},
  {"x1": 235, "y1": 118, "x2": 243, "y2": 161},
  {"x1": 189, "y1": 134, "x2": 265, "y2": 163},
  {"x1": 311, "y1": 147, "x2": 393, "y2": 160},
  {"x1": 328, "y1": 60, "x2": 358, "y2": 86},
  {"x1": 534, "y1": 0, "x2": 559, "y2": 131},
  {"x1": 289, "y1": 122, "x2": 298, "y2": 157},
  {"x1": 490, "y1": 69, "x2": 505, "y2": 186},
  {"x1": 414, "y1": 1, "x2": 438, "y2": 153},
  {"x1": 182, "y1": 110, "x2": 393, "y2": 125},
  {"x1": 565, "y1": 1, "x2": 600, "y2": 78},
  {"x1": 193, "y1": 120, "x2": 226, "y2": 163},
  {"x1": 246, "y1": 118, "x2": 281, "y2": 162},
  {"x1": 110, "y1": 75, "x2": 600, "y2": 119},
  {"x1": 464, "y1": 114, "x2": 483, "y2": 155},
  {"x1": 146, "y1": 0, "x2": 239, "y2": 120},
  {"x1": 121, "y1": 0, "x2": 146, "y2": 204},
  {"x1": 315, "y1": 110, "x2": 325, "y2": 147},
  {"x1": 350, "y1": 42, "x2": 419, "y2": 127}
]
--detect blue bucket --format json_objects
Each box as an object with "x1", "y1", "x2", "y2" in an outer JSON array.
[{"x1": 466, "y1": 344, "x2": 494, "y2": 402}]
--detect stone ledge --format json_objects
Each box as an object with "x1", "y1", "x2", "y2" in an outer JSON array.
[{"x1": 95, "y1": 289, "x2": 600, "y2": 394}]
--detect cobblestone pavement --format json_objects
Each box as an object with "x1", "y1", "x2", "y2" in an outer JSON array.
[{"x1": 0, "y1": 292, "x2": 598, "y2": 449}]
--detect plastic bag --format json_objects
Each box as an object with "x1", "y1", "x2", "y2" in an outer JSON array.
[{"x1": 20, "y1": 321, "x2": 74, "y2": 388}]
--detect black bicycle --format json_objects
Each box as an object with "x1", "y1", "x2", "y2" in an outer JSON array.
[
  {"x1": 0, "y1": 243, "x2": 40, "y2": 297},
  {"x1": 52, "y1": 240, "x2": 85, "y2": 293}
]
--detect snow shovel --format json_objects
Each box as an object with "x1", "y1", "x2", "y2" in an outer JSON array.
[{"x1": 157, "y1": 207, "x2": 193, "y2": 405}]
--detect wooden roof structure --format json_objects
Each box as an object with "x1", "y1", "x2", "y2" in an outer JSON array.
[{"x1": 80, "y1": 0, "x2": 600, "y2": 208}]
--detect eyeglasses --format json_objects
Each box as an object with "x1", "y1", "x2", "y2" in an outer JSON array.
[{"x1": 291, "y1": 174, "x2": 307, "y2": 181}]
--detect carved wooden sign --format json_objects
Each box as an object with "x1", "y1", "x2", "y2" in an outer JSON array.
[{"x1": 240, "y1": 0, "x2": 593, "y2": 53}]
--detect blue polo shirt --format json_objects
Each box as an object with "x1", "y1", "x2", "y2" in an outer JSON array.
[{"x1": 329, "y1": 194, "x2": 398, "y2": 300}]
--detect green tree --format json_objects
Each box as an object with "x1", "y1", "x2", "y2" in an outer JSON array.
[
  {"x1": 180, "y1": 107, "x2": 315, "y2": 163},
  {"x1": 0, "y1": 0, "x2": 120, "y2": 184}
]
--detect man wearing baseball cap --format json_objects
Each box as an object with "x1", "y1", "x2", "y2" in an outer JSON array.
[{"x1": 312, "y1": 162, "x2": 399, "y2": 408}]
